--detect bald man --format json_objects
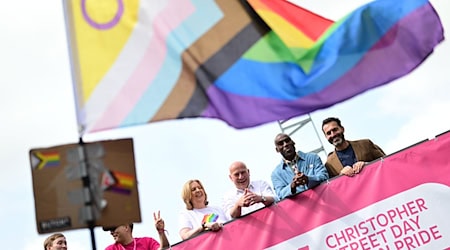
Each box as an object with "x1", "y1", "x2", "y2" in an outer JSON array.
[
  {"x1": 222, "y1": 161, "x2": 276, "y2": 219},
  {"x1": 272, "y1": 133, "x2": 329, "y2": 199}
]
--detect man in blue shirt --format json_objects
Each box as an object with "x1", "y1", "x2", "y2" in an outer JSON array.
[{"x1": 271, "y1": 133, "x2": 329, "y2": 200}]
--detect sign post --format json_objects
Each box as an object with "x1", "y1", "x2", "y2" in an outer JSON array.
[{"x1": 30, "y1": 138, "x2": 141, "y2": 249}]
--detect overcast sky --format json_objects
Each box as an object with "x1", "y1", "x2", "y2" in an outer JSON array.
[{"x1": 0, "y1": 0, "x2": 449, "y2": 249}]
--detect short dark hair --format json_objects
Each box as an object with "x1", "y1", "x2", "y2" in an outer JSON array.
[
  {"x1": 102, "y1": 223, "x2": 133, "y2": 232},
  {"x1": 322, "y1": 117, "x2": 342, "y2": 128}
]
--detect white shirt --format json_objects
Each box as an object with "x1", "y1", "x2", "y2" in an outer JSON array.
[
  {"x1": 222, "y1": 180, "x2": 277, "y2": 219},
  {"x1": 178, "y1": 205, "x2": 228, "y2": 232}
]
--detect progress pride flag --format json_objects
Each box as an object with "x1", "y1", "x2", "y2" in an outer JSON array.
[{"x1": 172, "y1": 131, "x2": 450, "y2": 250}]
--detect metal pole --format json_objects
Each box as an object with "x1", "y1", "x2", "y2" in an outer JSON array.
[
  {"x1": 308, "y1": 114, "x2": 327, "y2": 155},
  {"x1": 89, "y1": 224, "x2": 97, "y2": 250},
  {"x1": 79, "y1": 137, "x2": 97, "y2": 250}
]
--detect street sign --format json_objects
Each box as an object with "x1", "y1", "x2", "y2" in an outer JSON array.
[{"x1": 30, "y1": 138, "x2": 141, "y2": 234}]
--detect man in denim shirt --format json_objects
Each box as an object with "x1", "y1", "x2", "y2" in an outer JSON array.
[{"x1": 271, "y1": 133, "x2": 329, "y2": 200}]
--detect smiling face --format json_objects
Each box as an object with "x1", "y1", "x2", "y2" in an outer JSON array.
[
  {"x1": 322, "y1": 121, "x2": 346, "y2": 148},
  {"x1": 189, "y1": 181, "x2": 206, "y2": 208},
  {"x1": 47, "y1": 236, "x2": 67, "y2": 250},
  {"x1": 274, "y1": 133, "x2": 297, "y2": 161},
  {"x1": 182, "y1": 180, "x2": 209, "y2": 210},
  {"x1": 109, "y1": 225, "x2": 131, "y2": 245},
  {"x1": 229, "y1": 161, "x2": 250, "y2": 190},
  {"x1": 110, "y1": 225, "x2": 124, "y2": 243}
]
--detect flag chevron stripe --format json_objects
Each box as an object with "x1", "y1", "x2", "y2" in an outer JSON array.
[
  {"x1": 178, "y1": 16, "x2": 269, "y2": 117},
  {"x1": 195, "y1": 22, "x2": 269, "y2": 89},
  {"x1": 90, "y1": 0, "x2": 223, "y2": 132},
  {"x1": 120, "y1": 0, "x2": 223, "y2": 126},
  {"x1": 79, "y1": 0, "x2": 179, "y2": 130},
  {"x1": 65, "y1": 0, "x2": 444, "y2": 133},
  {"x1": 150, "y1": 0, "x2": 253, "y2": 122},
  {"x1": 71, "y1": 0, "x2": 140, "y2": 102},
  {"x1": 201, "y1": 2, "x2": 444, "y2": 128},
  {"x1": 35, "y1": 152, "x2": 60, "y2": 170}
]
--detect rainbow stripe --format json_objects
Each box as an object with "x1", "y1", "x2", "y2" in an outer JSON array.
[
  {"x1": 108, "y1": 171, "x2": 135, "y2": 195},
  {"x1": 202, "y1": 213, "x2": 219, "y2": 224},
  {"x1": 202, "y1": 0, "x2": 443, "y2": 127},
  {"x1": 64, "y1": 0, "x2": 443, "y2": 133},
  {"x1": 35, "y1": 151, "x2": 60, "y2": 170}
]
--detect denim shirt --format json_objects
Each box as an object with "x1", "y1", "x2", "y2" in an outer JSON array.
[{"x1": 271, "y1": 151, "x2": 329, "y2": 200}]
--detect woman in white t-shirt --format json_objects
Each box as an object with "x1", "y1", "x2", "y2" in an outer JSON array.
[{"x1": 178, "y1": 179, "x2": 228, "y2": 240}]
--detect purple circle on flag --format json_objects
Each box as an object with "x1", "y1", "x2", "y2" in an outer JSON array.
[{"x1": 81, "y1": 0, "x2": 124, "y2": 30}]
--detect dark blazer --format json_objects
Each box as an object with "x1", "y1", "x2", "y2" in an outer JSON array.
[{"x1": 325, "y1": 139, "x2": 385, "y2": 177}]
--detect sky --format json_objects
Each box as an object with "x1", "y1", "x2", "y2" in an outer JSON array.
[{"x1": 0, "y1": 0, "x2": 449, "y2": 249}]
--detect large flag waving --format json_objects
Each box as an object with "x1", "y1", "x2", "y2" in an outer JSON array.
[{"x1": 64, "y1": 0, "x2": 443, "y2": 134}]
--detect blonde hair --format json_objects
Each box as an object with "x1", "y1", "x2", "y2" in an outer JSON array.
[
  {"x1": 181, "y1": 179, "x2": 209, "y2": 210},
  {"x1": 44, "y1": 233, "x2": 65, "y2": 250}
]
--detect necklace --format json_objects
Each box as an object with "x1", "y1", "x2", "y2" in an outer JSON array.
[
  {"x1": 285, "y1": 155, "x2": 299, "y2": 173},
  {"x1": 120, "y1": 238, "x2": 136, "y2": 250},
  {"x1": 287, "y1": 159, "x2": 298, "y2": 173}
]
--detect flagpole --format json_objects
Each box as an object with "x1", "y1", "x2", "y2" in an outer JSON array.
[{"x1": 78, "y1": 137, "x2": 97, "y2": 250}]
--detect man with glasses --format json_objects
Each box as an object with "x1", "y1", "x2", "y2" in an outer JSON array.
[
  {"x1": 271, "y1": 133, "x2": 329, "y2": 200},
  {"x1": 103, "y1": 211, "x2": 170, "y2": 250}
]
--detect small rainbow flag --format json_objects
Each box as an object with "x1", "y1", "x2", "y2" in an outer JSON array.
[
  {"x1": 35, "y1": 151, "x2": 60, "y2": 170},
  {"x1": 202, "y1": 213, "x2": 219, "y2": 224},
  {"x1": 108, "y1": 171, "x2": 135, "y2": 195}
]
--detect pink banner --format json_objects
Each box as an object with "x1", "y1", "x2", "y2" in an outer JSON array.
[{"x1": 172, "y1": 131, "x2": 450, "y2": 249}]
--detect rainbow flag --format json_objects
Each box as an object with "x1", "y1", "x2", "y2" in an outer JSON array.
[
  {"x1": 202, "y1": 213, "x2": 219, "y2": 224},
  {"x1": 64, "y1": 0, "x2": 443, "y2": 134},
  {"x1": 33, "y1": 151, "x2": 60, "y2": 170},
  {"x1": 107, "y1": 171, "x2": 135, "y2": 195}
]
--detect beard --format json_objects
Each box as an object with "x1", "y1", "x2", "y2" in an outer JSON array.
[{"x1": 329, "y1": 133, "x2": 345, "y2": 147}]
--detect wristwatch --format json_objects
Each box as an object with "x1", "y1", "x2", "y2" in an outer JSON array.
[{"x1": 261, "y1": 195, "x2": 267, "y2": 202}]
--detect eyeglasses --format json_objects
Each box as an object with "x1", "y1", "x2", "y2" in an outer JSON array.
[
  {"x1": 275, "y1": 137, "x2": 293, "y2": 146},
  {"x1": 106, "y1": 225, "x2": 123, "y2": 232}
]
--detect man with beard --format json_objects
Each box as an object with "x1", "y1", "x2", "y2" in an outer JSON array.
[
  {"x1": 322, "y1": 117, "x2": 385, "y2": 178},
  {"x1": 103, "y1": 211, "x2": 169, "y2": 250},
  {"x1": 271, "y1": 133, "x2": 329, "y2": 200},
  {"x1": 222, "y1": 161, "x2": 277, "y2": 219}
]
